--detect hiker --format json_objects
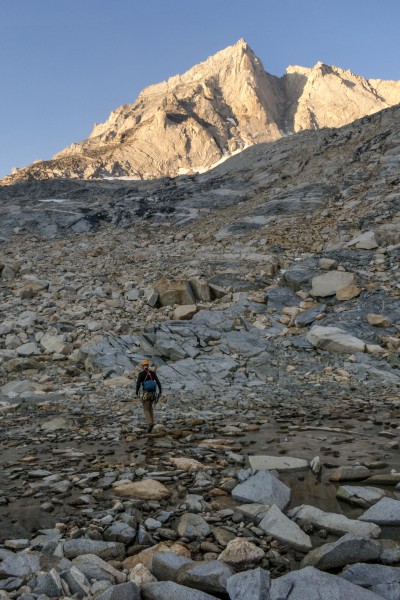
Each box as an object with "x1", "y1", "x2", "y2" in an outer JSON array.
[{"x1": 136, "y1": 359, "x2": 162, "y2": 432}]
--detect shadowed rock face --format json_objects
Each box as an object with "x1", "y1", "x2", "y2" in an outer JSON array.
[{"x1": 3, "y1": 39, "x2": 400, "y2": 184}]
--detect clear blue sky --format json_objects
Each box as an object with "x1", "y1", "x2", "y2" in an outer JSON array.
[{"x1": 1, "y1": 0, "x2": 399, "y2": 179}]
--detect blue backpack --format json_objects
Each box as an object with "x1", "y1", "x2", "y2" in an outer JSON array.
[{"x1": 143, "y1": 370, "x2": 157, "y2": 392}]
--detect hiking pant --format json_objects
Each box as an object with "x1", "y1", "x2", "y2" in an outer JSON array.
[{"x1": 142, "y1": 391, "x2": 155, "y2": 426}]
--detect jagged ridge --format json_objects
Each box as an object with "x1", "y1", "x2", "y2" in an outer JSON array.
[{"x1": 4, "y1": 39, "x2": 400, "y2": 184}]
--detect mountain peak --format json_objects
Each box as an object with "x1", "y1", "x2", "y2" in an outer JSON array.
[{"x1": 4, "y1": 44, "x2": 400, "y2": 184}]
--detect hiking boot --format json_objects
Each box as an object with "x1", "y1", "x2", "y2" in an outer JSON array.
[{"x1": 147, "y1": 424, "x2": 154, "y2": 433}]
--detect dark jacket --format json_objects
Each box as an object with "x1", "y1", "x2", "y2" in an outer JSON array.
[{"x1": 136, "y1": 368, "x2": 162, "y2": 395}]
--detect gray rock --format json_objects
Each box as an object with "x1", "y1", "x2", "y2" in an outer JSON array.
[
  {"x1": 0, "y1": 551, "x2": 40, "y2": 578},
  {"x1": 151, "y1": 552, "x2": 193, "y2": 581},
  {"x1": 307, "y1": 326, "x2": 366, "y2": 353},
  {"x1": 311, "y1": 270, "x2": 356, "y2": 297},
  {"x1": 72, "y1": 553, "x2": 126, "y2": 583},
  {"x1": 226, "y1": 567, "x2": 271, "y2": 600},
  {"x1": 103, "y1": 521, "x2": 136, "y2": 544},
  {"x1": 329, "y1": 466, "x2": 370, "y2": 482},
  {"x1": 176, "y1": 513, "x2": 211, "y2": 540},
  {"x1": 340, "y1": 562, "x2": 400, "y2": 598},
  {"x1": 288, "y1": 505, "x2": 381, "y2": 538},
  {"x1": 249, "y1": 455, "x2": 308, "y2": 473},
  {"x1": 176, "y1": 560, "x2": 234, "y2": 595},
  {"x1": 270, "y1": 566, "x2": 384, "y2": 600},
  {"x1": 95, "y1": 581, "x2": 141, "y2": 600},
  {"x1": 231, "y1": 471, "x2": 291, "y2": 510},
  {"x1": 301, "y1": 534, "x2": 380, "y2": 571},
  {"x1": 61, "y1": 539, "x2": 125, "y2": 560},
  {"x1": 336, "y1": 485, "x2": 386, "y2": 508},
  {"x1": 61, "y1": 566, "x2": 91, "y2": 597},
  {"x1": 358, "y1": 497, "x2": 400, "y2": 525},
  {"x1": 32, "y1": 569, "x2": 63, "y2": 597},
  {"x1": 258, "y1": 504, "x2": 312, "y2": 552},
  {"x1": 142, "y1": 581, "x2": 218, "y2": 600}
]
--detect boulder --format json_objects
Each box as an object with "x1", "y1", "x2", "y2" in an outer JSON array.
[
  {"x1": 155, "y1": 278, "x2": 196, "y2": 306},
  {"x1": 227, "y1": 568, "x2": 271, "y2": 600},
  {"x1": 189, "y1": 278, "x2": 212, "y2": 302},
  {"x1": 217, "y1": 538, "x2": 265, "y2": 567},
  {"x1": 358, "y1": 497, "x2": 400, "y2": 525},
  {"x1": 258, "y1": 504, "x2": 312, "y2": 552},
  {"x1": 95, "y1": 581, "x2": 141, "y2": 600},
  {"x1": 249, "y1": 455, "x2": 308, "y2": 473},
  {"x1": 336, "y1": 485, "x2": 386, "y2": 508},
  {"x1": 123, "y1": 543, "x2": 190, "y2": 570},
  {"x1": 113, "y1": 479, "x2": 171, "y2": 501},
  {"x1": 176, "y1": 513, "x2": 210, "y2": 540},
  {"x1": 62, "y1": 539, "x2": 125, "y2": 560},
  {"x1": 176, "y1": 560, "x2": 234, "y2": 595},
  {"x1": 336, "y1": 284, "x2": 361, "y2": 300},
  {"x1": 231, "y1": 471, "x2": 291, "y2": 510},
  {"x1": 142, "y1": 581, "x2": 218, "y2": 600},
  {"x1": 270, "y1": 566, "x2": 384, "y2": 600},
  {"x1": 329, "y1": 466, "x2": 370, "y2": 482},
  {"x1": 288, "y1": 505, "x2": 381, "y2": 538},
  {"x1": 72, "y1": 553, "x2": 126, "y2": 583},
  {"x1": 307, "y1": 326, "x2": 366, "y2": 353},
  {"x1": 347, "y1": 231, "x2": 378, "y2": 249},
  {"x1": 173, "y1": 305, "x2": 197, "y2": 320},
  {"x1": 311, "y1": 271, "x2": 356, "y2": 297},
  {"x1": 367, "y1": 313, "x2": 392, "y2": 327},
  {"x1": 151, "y1": 551, "x2": 193, "y2": 581},
  {"x1": 301, "y1": 533, "x2": 380, "y2": 571},
  {"x1": 340, "y1": 562, "x2": 400, "y2": 598}
]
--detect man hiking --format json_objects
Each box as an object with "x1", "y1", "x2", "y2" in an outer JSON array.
[{"x1": 136, "y1": 359, "x2": 162, "y2": 433}]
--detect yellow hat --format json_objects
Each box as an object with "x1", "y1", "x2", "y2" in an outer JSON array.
[{"x1": 141, "y1": 359, "x2": 150, "y2": 366}]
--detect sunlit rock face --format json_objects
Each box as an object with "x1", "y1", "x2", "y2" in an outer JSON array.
[{"x1": 3, "y1": 38, "x2": 400, "y2": 184}]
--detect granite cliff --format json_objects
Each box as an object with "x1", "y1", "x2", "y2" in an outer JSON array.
[{"x1": 3, "y1": 38, "x2": 400, "y2": 183}]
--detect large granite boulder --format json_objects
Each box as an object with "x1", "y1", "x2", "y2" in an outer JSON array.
[{"x1": 231, "y1": 471, "x2": 291, "y2": 510}]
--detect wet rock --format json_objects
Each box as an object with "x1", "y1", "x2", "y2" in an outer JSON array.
[
  {"x1": 288, "y1": 505, "x2": 381, "y2": 538},
  {"x1": 226, "y1": 567, "x2": 271, "y2": 600},
  {"x1": 258, "y1": 504, "x2": 312, "y2": 552},
  {"x1": 249, "y1": 455, "x2": 308, "y2": 473},
  {"x1": 336, "y1": 485, "x2": 386, "y2": 508},
  {"x1": 329, "y1": 466, "x2": 370, "y2": 482},
  {"x1": 340, "y1": 562, "x2": 400, "y2": 598},
  {"x1": 301, "y1": 533, "x2": 380, "y2": 571},
  {"x1": 231, "y1": 471, "x2": 291, "y2": 510},
  {"x1": 358, "y1": 497, "x2": 400, "y2": 525}
]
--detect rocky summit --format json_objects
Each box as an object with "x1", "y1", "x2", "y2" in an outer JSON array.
[
  {"x1": 0, "y1": 57, "x2": 400, "y2": 599},
  {"x1": 3, "y1": 38, "x2": 400, "y2": 184}
]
